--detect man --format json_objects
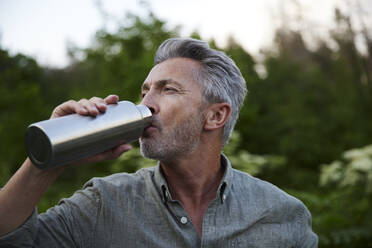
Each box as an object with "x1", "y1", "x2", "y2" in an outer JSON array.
[{"x1": 0, "y1": 38, "x2": 318, "y2": 247}]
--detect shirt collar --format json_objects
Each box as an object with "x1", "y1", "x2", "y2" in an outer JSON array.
[
  {"x1": 153, "y1": 153, "x2": 233, "y2": 204},
  {"x1": 218, "y1": 153, "x2": 233, "y2": 203}
]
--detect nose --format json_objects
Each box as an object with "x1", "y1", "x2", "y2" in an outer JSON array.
[{"x1": 140, "y1": 91, "x2": 159, "y2": 115}]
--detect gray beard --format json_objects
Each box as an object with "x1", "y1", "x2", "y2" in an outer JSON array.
[{"x1": 140, "y1": 111, "x2": 204, "y2": 162}]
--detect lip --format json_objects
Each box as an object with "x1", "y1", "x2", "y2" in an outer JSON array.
[{"x1": 144, "y1": 125, "x2": 158, "y2": 133}]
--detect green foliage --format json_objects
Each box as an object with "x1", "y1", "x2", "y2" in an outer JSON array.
[
  {"x1": 223, "y1": 131, "x2": 286, "y2": 176},
  {"x1": 236, "y1": 19, "x2": 372, "y2": 190},
  {"x1": 0, "y1": 49, "x2": 49, "y2": 184},
  {"x1": 288, "y1": 145, "x2": 372, "y2": 247},
  {"x1": 109, "y1": 143, "x2": 156, "y2": 174},
  {"x1": 320, "y1": 145, "x2": 372, "y2": 193}
]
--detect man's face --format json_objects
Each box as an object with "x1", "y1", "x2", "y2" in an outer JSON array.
[{"x1": 139, "y1": 57, "x2": 206, "y2": 161}]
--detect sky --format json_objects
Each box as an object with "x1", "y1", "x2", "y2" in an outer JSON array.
[{"x1": 0, "y1": 0, "x2": 363, "y2": 68}]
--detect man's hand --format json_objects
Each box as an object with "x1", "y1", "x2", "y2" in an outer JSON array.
[
  {"x1": 51, "y1": 94, "x2": 118, "y2": 118},
  {"x1": 51, "y1": 94, "x2": 132, "y2": 165}
]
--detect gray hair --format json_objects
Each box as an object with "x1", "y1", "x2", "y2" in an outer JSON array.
[{"x1": 155, "y1": 38, "x2": 247, "y2": 146}]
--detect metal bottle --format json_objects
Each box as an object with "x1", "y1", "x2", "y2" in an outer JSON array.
[{"x1": 25, "y1": 101, "x2": 152, "y2": 170}]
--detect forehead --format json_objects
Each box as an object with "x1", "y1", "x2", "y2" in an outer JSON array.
[{"x1": 142, "y1": 57, "x2": 202, "y2": 90}]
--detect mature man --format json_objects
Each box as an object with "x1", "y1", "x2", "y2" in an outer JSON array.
[{"x1": 0, "y1": 38, "x2": 318, "y2": 247}]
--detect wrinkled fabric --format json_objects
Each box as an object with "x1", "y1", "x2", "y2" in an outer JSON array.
[{"x1": 0, "y1": 155, "x2": 318, "y2": 247}]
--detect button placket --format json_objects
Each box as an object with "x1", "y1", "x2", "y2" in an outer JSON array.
[
  {"x1": 200, "y1": 197, "x2": 221, "y2": 247},
  {"x1": 164, "y1": 194, "x2": 191, "y2": 227}
]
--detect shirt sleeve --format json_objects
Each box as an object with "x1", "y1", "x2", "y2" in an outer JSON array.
[
  {"x1": 0, "y1": 180, "x2": 102, "y2": 248},
  {"x1": 0, "y1": 208, "x2": 38, "y2": 247},
  {"x1": 296, "y1": 202, "x2": 318, "y2": 248}
]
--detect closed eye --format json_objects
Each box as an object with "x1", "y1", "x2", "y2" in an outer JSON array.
[{"x1": 164, "y1": 87, "x2": 177, "y2": 92}]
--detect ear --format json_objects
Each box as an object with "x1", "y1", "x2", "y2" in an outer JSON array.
[{"x1": 204, "y1": 103, "x2": 231, "y2": 131}]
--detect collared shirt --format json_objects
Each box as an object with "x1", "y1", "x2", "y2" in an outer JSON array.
[{"x1": 0, "y1": 155, "x2": 318, "y2": 247}]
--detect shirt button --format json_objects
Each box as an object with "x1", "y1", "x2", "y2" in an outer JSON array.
[{"x1": 180, "y1": 216, "x2": 188, "y2": 224}]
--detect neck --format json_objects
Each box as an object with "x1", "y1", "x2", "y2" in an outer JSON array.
[
  {"x1": 160, "y1": 141, "x2": 225, "y2": 239},
  {"x1": 160, "y1": 143, "x2": 224, "y2": 205}
]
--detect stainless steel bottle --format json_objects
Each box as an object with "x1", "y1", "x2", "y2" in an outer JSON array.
[{"x1": 25, "y1": 101, "x2": 152, "y2": 170}]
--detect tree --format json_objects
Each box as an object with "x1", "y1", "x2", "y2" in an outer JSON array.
[{"x1": 0, "y1": 49, "x2": 47, "y2": 184}]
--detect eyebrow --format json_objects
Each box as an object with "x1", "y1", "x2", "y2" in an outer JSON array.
[{"x1": 141, "y1": 79, "x2": 183, "y2": 91}]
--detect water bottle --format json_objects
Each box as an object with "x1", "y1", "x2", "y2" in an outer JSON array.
[{"x1": 25, "y1": 101, "x2": 152, "y2": 170}]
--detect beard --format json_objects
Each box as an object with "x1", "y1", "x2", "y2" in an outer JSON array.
[{"x1": 140, "y1": 110, "x2": 205, "y2": 162}]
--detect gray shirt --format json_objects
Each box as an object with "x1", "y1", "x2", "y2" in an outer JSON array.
[{"x1": 0, "y1": 155, "x2": 318, "y2": 247}]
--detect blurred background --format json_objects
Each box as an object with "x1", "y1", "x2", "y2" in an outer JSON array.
[{"x1": 1, "y1": 0, "x2": 372, "y2": 246}]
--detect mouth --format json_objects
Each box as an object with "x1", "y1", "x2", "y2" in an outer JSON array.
[
  {"x1": 144, "y1": 125, "x2": 157, "y2": 132},
  {"x1": 142, "y1": 124, "x2": 159, "y2": 137},
  {"x1": 142, "y1": 117, "x2": 161, "y2": 137}
]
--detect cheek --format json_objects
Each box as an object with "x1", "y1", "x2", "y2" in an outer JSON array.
[
  {"x1": 160, "y1": 107, "x2": 182, "y2": 128},
  {"x1": 159, "y1": 94, "x2": 203, "y2": 127},
  {"x1": 159, "y1": 105, "x2": 188, "y2": 129}
]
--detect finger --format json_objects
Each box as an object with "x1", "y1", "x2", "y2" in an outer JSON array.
[
  {"x1": 104, "y1": 95, "x2": 119, "y2": 105},
  {"x1": 82, "y1": 144, "x2": 132, "y2": 164},
  {"x1": 89, "y1": 96, "x2": 107, "y2": 113},
  {"x1": 78, "y1": 99, "x2": 99, "y2": 116},
  {"x1": 51, "y1": 100, "x2": 85, "y2": 118},
  {"x1": 97, "y1": 144, "x2": 132, "y2": 161},
  {"x1": 111, "y1": 144, "x2": 132, "y2": 158}
]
